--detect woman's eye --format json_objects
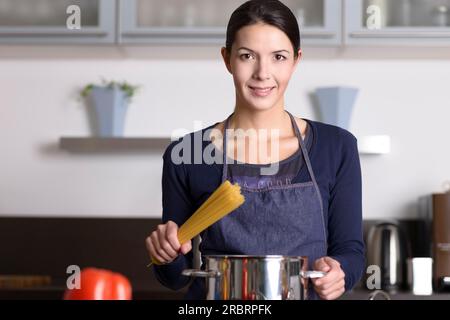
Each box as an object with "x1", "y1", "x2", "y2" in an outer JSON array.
[
  {"x1": 275, "y1": 54, "x2": 286, "y2": 61},
  {"x1": 240, "y1": 53, "x2": 253, "y2": 60}
]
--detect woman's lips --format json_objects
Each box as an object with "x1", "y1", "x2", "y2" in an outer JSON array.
[{"x1": 248, "y1": 86, "x2": 275, "y2": 97}]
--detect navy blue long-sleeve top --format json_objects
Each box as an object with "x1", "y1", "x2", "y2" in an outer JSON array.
[{"x1": 153, "y1": 118, "x2": 365, "y2": 296}]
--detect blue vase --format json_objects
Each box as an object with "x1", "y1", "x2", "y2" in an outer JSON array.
[
  {"x1": 89, "y1": 86, "x2": 128, "y2": 137},
  {"x1": 314, "y1": 87, "x2": 359, "y2": 131}
]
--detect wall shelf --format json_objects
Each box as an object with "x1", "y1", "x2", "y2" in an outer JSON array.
[
  {"x1": 61, "y1": 136, "x2": 391, "y2": 155},
  {"x1": 358, "y1": 135, "x2": 391, "y2": 155},
  {"x1": 59, "y1": 137, "x2": 172, "y2": 152}
]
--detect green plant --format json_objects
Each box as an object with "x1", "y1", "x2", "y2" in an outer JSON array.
[{"x1": 81, "y1": 79, "x2": 140, "y2": 102}]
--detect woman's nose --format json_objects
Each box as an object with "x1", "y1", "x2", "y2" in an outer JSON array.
[{"x1": 253, "y1": 59, "x2": 271, "y2": 80}]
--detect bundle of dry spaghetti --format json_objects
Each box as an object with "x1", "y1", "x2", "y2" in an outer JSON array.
[{"x1": 149, "y1": 180, "x2": 245, "y2": 266}]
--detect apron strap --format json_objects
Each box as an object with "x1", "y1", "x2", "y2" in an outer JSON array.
[
  {"x1": 285, "y1": 111, "x2": 320, "y2": 190},
  {"x1": 285, "y1": 111, "x2": 325, "y2": 239},
  {"x1": 222, "y1": 114, "x2": 233, "y2": 182}
]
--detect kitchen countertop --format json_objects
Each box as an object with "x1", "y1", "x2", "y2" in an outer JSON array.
[
  {"x1": 0, "y1": 286, "x2": 185, "y2": 300},
  {"x1": 4, "y1": 285, "x2": 450, "y2": 300},
  {"x1": 340, "y1": 289, "x2": 450, "y2": 300}
]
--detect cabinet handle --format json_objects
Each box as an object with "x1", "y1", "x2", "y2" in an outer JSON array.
[
  {"x1": 350, "y1": 31, "x2": 450, "y2": 38},
  {"x1": 122, "y1": 30, "x2": 337, "y2": 39},
  {"x1": 302, "y1": 31, "x2": 337, "y2": 38},
  {"x1": 0, "y1": 30, "x2": 108, "y2": 37}
]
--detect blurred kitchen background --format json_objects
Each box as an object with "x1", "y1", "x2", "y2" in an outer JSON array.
[{"x1": 0, "y1": 0, "x2": 450, "y2": 300}]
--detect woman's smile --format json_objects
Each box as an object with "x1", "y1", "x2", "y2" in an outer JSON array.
[{"x1": 248, "y1": 85, "x2": 276, "y2": 97}]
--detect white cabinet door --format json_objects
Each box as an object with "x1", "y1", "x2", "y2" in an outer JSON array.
[
  {"x1": 0, "y1": 0, "x2": 116, "y2": 44},
  {"x1": 119, "y1": 0, "x2": 342, "y2": 46},
  {"x1": 345, "y1": 0, "x2": 450, "y2": 45},
  {"x1": 285, "y1": 0, "x2": 342, "y2": 46}
]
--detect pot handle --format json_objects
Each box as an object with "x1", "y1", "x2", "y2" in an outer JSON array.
[
  {"x1": 300, "y1": 270, "x2": 327, "y2": 279},
  {"x1": 182, "y1": 269, "x2": 221, "y2": 278}
]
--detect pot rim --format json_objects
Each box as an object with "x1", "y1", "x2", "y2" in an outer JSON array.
[{"x1": 204, "y1": 254, "x2": 307, "y2": 260}]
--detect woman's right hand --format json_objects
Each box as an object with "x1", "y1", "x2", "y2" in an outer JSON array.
[{"x1": 145, "y1": 220, "x2": 192, "y2": 264}]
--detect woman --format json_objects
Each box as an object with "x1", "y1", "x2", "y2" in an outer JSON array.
[{"x1": 145, "y1": 0, "x2": 365, "y2": 300}]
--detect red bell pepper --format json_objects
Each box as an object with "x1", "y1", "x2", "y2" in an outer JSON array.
[{"x1": 63, "y1": 267, "x2": 132, "y2": 300}]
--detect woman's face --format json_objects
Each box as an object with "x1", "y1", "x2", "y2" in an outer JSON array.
[{"x1": 222, "y1": 22, "x2": 301, "y2": 112}]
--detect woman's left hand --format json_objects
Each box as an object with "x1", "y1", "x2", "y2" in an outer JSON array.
[{"x1": 311, "y1": 256, "x2": 346, "y2": 300}]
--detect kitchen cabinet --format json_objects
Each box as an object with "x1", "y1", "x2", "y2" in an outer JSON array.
[
  {"x1": 0, "y1": 0, "x2": 341, "y2": 46},
  {"x1": 3, "y1": 1, "x2": 450, "y2": 47},
  {"x1": 119, "y1": 0, "x2": 342, "y2": 46},
  {"x1": 345, "y1": 0, "x2": 450, "y2": 45},
  {"x1": 0, "y1": 0, "x2": 116, "y2": 44},
  {"x1": 0, "y1": 217, "x2": 186, "y2": 300}
]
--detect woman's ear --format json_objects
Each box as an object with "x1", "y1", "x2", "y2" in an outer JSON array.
[
  {"x1": 221, "y1": 47, "x2": 232, "y2": 74},
  {"x1": 293, "y1": 48, "x2": 302, "y2": 69}
]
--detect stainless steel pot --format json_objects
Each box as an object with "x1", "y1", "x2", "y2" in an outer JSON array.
[{"x1": 182, "y1": 255, "x2": 325, "y2": 300}]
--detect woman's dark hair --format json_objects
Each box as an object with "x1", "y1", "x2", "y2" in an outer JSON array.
[{"x1": 225, "y1": 0, "x2": 301, "y2": 59}]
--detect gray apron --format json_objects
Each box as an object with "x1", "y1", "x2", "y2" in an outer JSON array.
[{"x1": 197, "y1": 111, "x2": 328, "y2": 299}]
